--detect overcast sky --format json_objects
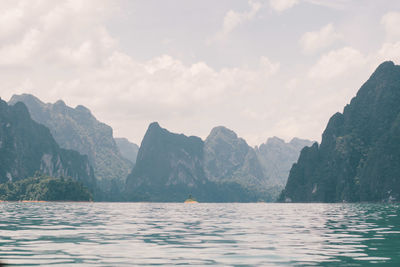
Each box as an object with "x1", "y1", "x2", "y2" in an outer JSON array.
[{"x1": 1, "y1": 0, "x2": 400, "y2": 146}]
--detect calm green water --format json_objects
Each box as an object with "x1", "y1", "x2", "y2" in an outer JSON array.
[{"x1": 0, "y1": 203, "x2": 399, "y2": 266}]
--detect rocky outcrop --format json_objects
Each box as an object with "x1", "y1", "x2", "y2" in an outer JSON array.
[
  {"x1": 280, "y1": 61, "x2": 400, "y2": 203},
  {"x1": 125, "y1": 122, "x2": 207, "y2": 202},
  {"x1": 0, "y1": 99, "x2": 96, "y2": 190},
  {"x1": 9, "y1": 94, "x2": 132, "y2": 193},
  {"x1": 204, "y1": 126, "x2": 266, "y2": 190}
]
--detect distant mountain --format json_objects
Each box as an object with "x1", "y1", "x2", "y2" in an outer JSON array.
[
  {"x1": 256, "y1": 137, "x2": 314, "y2": 187},
  {"x1": 125, "y1": 123, "x2": 298, "y2": 202},
  {"x1": 9, "y1": 94, "x2": 133, "y2": 194},
  {"x1": 0, "y1": 99, "x2": 96, "y2": 190},
  {"x1": 279, "y1": 61, "x2": 400, "y2": 203},
  {"x1": 204, "y1": 126, "x2": 266, "y2": 192},
  {"x1": 115, "y1": 137, "x2": 139, "y2": 165}
]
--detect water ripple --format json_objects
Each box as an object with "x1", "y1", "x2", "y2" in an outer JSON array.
[{"x1": 0, "y1": 203, "x2": 399, "y2": 266}]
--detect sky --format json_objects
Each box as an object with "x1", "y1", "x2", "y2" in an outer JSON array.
[{"x1": 0, "y1": 0, "x2": 400, "y2": 146}]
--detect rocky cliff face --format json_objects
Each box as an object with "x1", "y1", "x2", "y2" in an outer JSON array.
[
  {"x1": 280, "y1": 61, "x2": 400, "y2": 203},
  {"x1": 204, "y1": 126, "x2": 266, "y2": 190},
  {"x1": 115, "y1": 137, "x2": 139, "y2": 165},
  {"x1": 9, "y1": 94, "x2": 132, "y2": 192},
  {"x1": 125, "y1": 122, "x2": 207, "y2": 201},
  {"x1": 0, "y1": 99, "x2": 96, "y2": 189},
  {"x1": 256, "y1": 137, "x2": 314, "y2": 187}
]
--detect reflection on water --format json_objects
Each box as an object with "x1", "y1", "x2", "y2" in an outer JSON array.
[{"x1": 0, "y1": 203, "x2": 399, "y2": 266}]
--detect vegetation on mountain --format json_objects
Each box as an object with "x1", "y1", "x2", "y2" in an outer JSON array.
[
  {"x1": 125, "y1": 122, "x2": 207, "y2": 201},
  {"x1": 0, "y1": 99, "x2": 96, "y2": 191},
  {"x1": 204, "y1": 126, "x2": 265, "y2": 186},
  {"x1": 0, "y1": 175, "x2": 92, "y2": 201},
  {"x1": 204, "y1": 126, "x2": 282, "y2": 200},
  {"x1": 8, "y1": 94, "x2": 133, "y2": 197},
  {"x1": 279, "y1": 61, "x2": 400, "y2": 203}
]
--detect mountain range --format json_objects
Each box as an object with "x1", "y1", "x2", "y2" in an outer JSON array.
[
  {"x1": 0, "y1": 98, "x2": 96, "y2": 190},
  {"x1": 1, "y1": 61, "x2": 399, "y2": 203},
  {"x1": 125, "y1": 122, "x2": 312, "y2": 202},
  {"x1": 9, "y1": 94, "x2": 136, "y2": 195},
  {"x1": 7, "y1": 93, "x2": 311, "y2": 202},
  {"x1": 3, "y1": 93, "x2": 315, "y2": 202}
]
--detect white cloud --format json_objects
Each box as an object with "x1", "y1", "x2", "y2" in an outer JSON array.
[
  {"x1": 60, "y1": 53, "x2": 280, "y2": 112},
  {"x1": 308, "y1": 47, "x2": 367, "y2": 80},
  {"x1": 304, "y1": 0, "x2": 350, "y2": 9},
  {"x1": 0, "y1": 4, "x2": 24, "y2": 39},
  {"x1": 0, "y1": 0, "x2": 116, "y2": 67},
  {"x1": 308, "y1": 43, "x2": 400, "y2": 85},
  {"x1": 300, "y1": 24, "x2": 342, "y2": 53},
  {"x1": 377, "y1": 41, "x2": 400, "y2": 63},
  {"x1": 0, "y1": 28, "x2": 41, "y2": 65},
  {"x1": 381, "y1": 11, "x2": 400, "y2": 41},
  {"x1": 0, "y1": 1, "x2": 285, "y2": 145},
  {"x1": 212, "y1": 0, "x2": 261, "y2": 42},
  {"x1": 269, "y1": 0, "x2": 298, "y2": 12},
  {"x1": 1, "y1": 0, "x2": 398, "y2": 147},
  {"x1": 42, "y1": 52, "x2": 282, "y2": 145},
  {"x1": 259, "y1": 56, "x2": 280, "y2": 75}
]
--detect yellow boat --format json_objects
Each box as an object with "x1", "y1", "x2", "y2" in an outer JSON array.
[{"x1": 184, "y1": 195, "x2": 198, "y2": 203}]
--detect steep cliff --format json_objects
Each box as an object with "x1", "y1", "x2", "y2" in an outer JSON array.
[
  {"x1": 125, "y1": 122, "x2": 207, "y2": 201},
  {"x1": 9, "y1": 94, "x2": 132, "y2": 192},
  {"x1": 280, "y1": 61, "x2": 400, "y2": 202},
  {"x1": 204, "y1": 126, "x2": 266, "y2": 191},
  {"x1": 0, "y1": 99, "x2": 96, "y2": 190}
]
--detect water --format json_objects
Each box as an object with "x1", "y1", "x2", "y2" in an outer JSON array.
[{"x1": 0, "y1": 203, "x2": 399, "y2": 266}]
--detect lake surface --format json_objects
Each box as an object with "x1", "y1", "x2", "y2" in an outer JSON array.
[{"x1": 0, "y1": 203, "x2": 399, "y2": 266}]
